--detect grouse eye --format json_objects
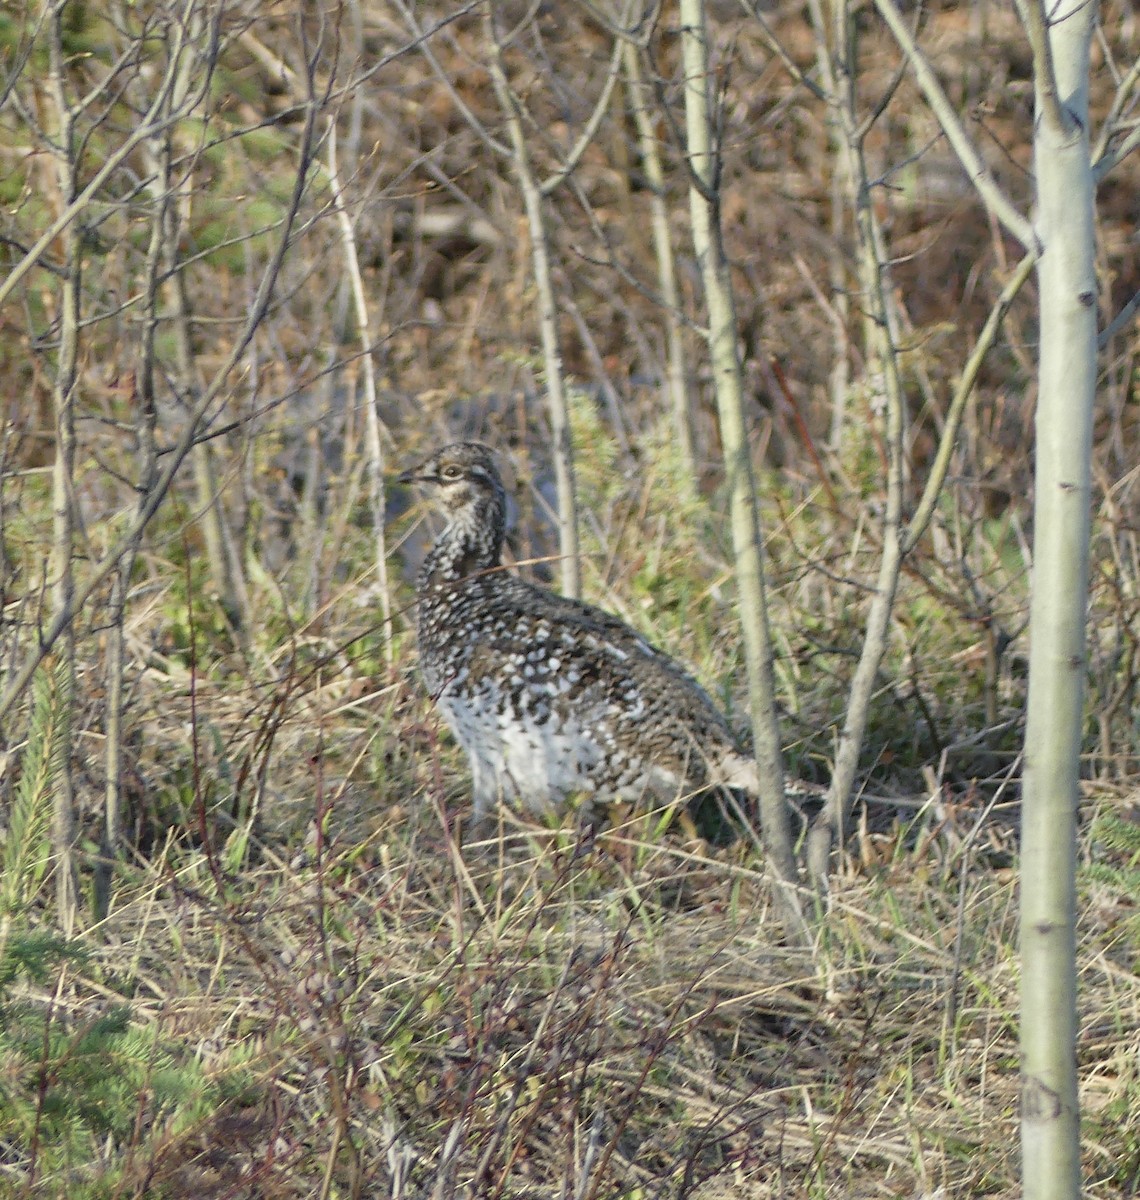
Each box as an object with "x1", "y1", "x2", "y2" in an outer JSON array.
[{"x1": 440, "y1": 463, "x2": 462, "y2": 481}]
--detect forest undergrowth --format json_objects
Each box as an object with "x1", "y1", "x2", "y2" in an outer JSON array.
[
  {"x1": 2, "y1": 2, "x2": 1139, "y2": 1196},
  {"x1": 3, "y1": 424, "x2": 1137, "y2": 1196}
]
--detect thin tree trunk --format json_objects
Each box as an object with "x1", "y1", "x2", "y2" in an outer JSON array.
[
  {"x1": 47, "y1": 1, "x2": 80, "y2": 936},
  {"x1": 96, "y1": 565, "x2": 130, "y2": 925},
  {"x1": 487, "y1": 9, "x2": 580, "y2": 599},
  {"x1": 93, "y1": 7, "x2": 217, "y2": 920},
  {"x1": 94, "y1": 14, "x2": 172, "y2": 918},
  {"x1": 166, "y1": 13, "x2": 249, "y2": 637},
  {"x1": 805, "y1": 0, "x2": 855, "y2": 451},
  {"x1": 327, "y1": 118, "x2": 394, "y2": 663},
  {"x1": 678, "y1": 0, "x2": 804, "y2": 939},
  {"x1": 624, "y1": 40, "x2": 696, "y2": 492},
  {"x1": 805, "y1": 3, "x2": 907, "y2": 896},
  {"x1": 1018, "y1": 1, "x2": 1096, "y2": 1194}
]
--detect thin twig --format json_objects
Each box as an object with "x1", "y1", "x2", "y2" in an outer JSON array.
[
  {"x1": 0, "y1": 85, "x2": 323, "y2": 726},
  {"x1": 1099, "y1": 286, "x2": 1140, "y2": 348},
  {"x1": 389, "y1": 0, "x2": 509, "y2": 158},
  {"x1": 485, "y1": 4, "x2": 581, "y2": 598},
  {"x1": 0, "y1": 10, "x2": 206, "y2": 310},
  {"x1": 326, "y1": 119, "x2": 395, "y2": 664},
  {"x1": 1091, "y1": 48, "x2": 1140, "y2": 165},
  {"x1": 807, "y1": 0, "x2": 908, "y2": 897},
  {"x1": 904, "y1": 250, "x2": 1037, "y2": 553},
  {"x1": 623, "y1": 39, "x2": 695, "y2": 487},
  {"x1": 539, "y1": 5, "x2": 631, "y2": 195},
  {"x1": 872, "y1": 0, "x2": 1035, "y2": 249},
  {"x1": 1093, "y1": 121, "x2": 1140, "y2": 182}
]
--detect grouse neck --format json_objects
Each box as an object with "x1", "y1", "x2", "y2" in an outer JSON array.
[{"x1": 420, "y1": 492, "x2": 505, "y2": 586}]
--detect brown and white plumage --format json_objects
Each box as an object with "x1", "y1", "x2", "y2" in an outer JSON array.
[{"x1": 400, "y1": 442, "x2": 760, "y2": 818}]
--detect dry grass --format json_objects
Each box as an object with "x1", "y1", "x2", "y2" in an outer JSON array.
[
  {"x1": 4, "y1": 635, "x2": 1137, "y2": 1197},
  {"x1": 30, "y1": 831, "x2": 1140, "y2": 1200}
]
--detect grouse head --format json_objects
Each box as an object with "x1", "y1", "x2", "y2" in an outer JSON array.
[{"x1": 399, "y1": 442, "x2": 508, "y2": 578}]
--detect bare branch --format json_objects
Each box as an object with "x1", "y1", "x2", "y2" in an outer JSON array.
[
  {"x1": 1016, "y1": 0, "x2": 1071, "y2": 136},
  {"x1": 1092, "y1": 47, "x2": 1140, "y2": 167},
  {"x1": 0, "y1": 3, "x2": 46, "y2": 110},
  {"x1": 872, "y1": 0, "x2": 1035, "y2": 250},
  {"x1": 0, "y1": 85, "x2": 323, "y2": 726},
  {"x1": 45, "y1": 0, "x2": 81, "y2": 935},
  {"x1": 1099, "y1": 286, "x2": 1140, "y2": 349},
  {"x1": 486, "y1": 2, "x2": 580, "y2": 598},
  {"x1": 326, "y1": 118, "x2": 395, "y2": 664},
  {"x1": 540, "y1": 11, "x2": 629, "y2": 196},
  {"x1": 904, "y1": 250, "x2": 1037, "y2": 553},
  {"x1": 389, "y1": 0, "x2": 510, "y2": 159},
  {"x1": 1093, "y1": 122, "x2": 1140, "y2": 183},
  {"x1": 624, "y1": 38, "x2": 695, "y2": 487},
  {"x1": 574, "y1": 0, "x2": 657, "y2": 46},
  {"x1": 736, "y1": 0, "x2": 826, "y2": 101},
  {"x1": 0, "y1": 14, "x2": 202, "y2": 310},
  {"x1": 808, "y1": 0, "x2": 908, "y2": 894}
]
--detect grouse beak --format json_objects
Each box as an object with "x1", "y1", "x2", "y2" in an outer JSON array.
[{"x1": 397, "y1": 466, "x2": 430, "y2": 486}]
